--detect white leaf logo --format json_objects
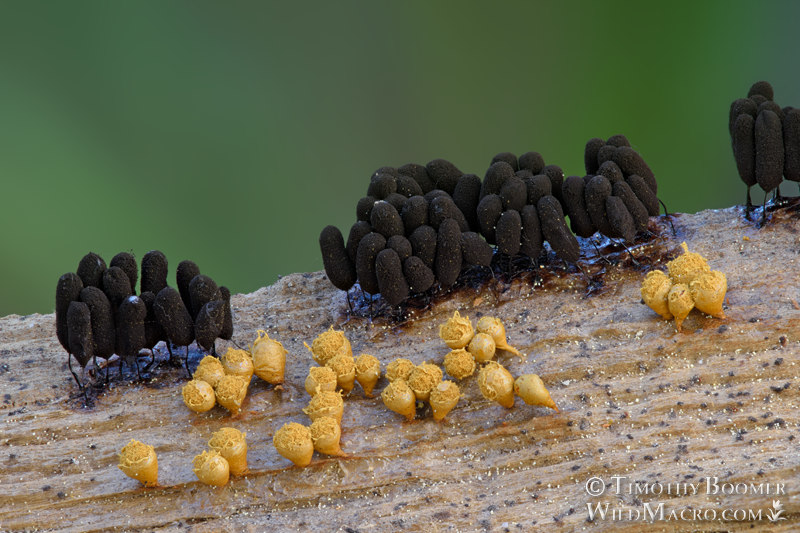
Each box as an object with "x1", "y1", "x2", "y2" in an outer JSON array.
[{"x1": 767, "y1": 500, "x2": 786, "y2": 522}]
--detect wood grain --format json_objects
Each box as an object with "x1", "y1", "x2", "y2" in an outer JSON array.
[{"x1": 1, "y1": 205, "x2": 799, "y2": 532}]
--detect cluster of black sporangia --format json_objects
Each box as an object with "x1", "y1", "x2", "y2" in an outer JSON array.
[
  {"x1": 730, "y1": 80, "x2": 800, "y2": 210},
  {"x1": 55, "y1": 251, "x2": 233, "y2": 389},
  {"x1": 320, "y1": 145, "x2": 660, "y2": 307}
]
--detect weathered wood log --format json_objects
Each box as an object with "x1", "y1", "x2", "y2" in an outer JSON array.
[{"x1": 0, "y1": 205, "x2": 798, "y2": 531}]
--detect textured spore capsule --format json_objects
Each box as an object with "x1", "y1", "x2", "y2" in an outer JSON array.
[
  {"x1": 732, "y1": 113, "x2": 757, "y2": 188},
  {"x1": 319, "y1": 225, "x2": 357, "y2": 291},
  {"x1": 384, "y1": 193, "x2": 406, "y2": 212},
  {"x1": 491, "y1": 152, "x2": 518, "y2": 171},
  {"x1": 140, "y1": 250, "x2": 168, "y2": 296},
  {"x1": 612, "y1": 181, "x2": 650, "y2": 232},
  {"x1": 749, "y1": 94, "x2": 767, "y2": 107},
  {"x1": 67, "y1": 301, "x2": 93, "y2": 367},
  {"x1": 189, "y1": 274, "x2": 221, "y2": 320},
  {"x1": 606, "y1": 134, "x2": 630, "y2": 148},
  {"x1": 371, "y1": 166, "x2": 399, "y2": 179},
  {"x1": 403, "y1": 256, "x2": 435, "y2": 293},
  {"x1": 499, "y1": 176, "x2": 527, "y2": 211},
  {"x1": 542, "y1": 165, "x2": 564, "y2": 204},
  {"x1": 102, "y1": 266, "x2": 133, "y2": 310},
  {"x1": 56, "y1": 272, "x2": 84, "y2": 351},
  {"x1": 748, "y1": 80, "x2": 774, "y2": 100},
  {"x1": 461, "y1": 231, "x2": 493, "y2": 266},
  {"x1": 76, "y1": 252, "x2": 106, "y2": 289},
  {"x1": 356, "y1": 196, "x2": 376, "y2": 222},
  {"x1": 755, "y1": 110, "x2": 784, "y2": 193},
  {"x1": 524, "y1": 174, "x2": 552, "y2": 205},
  {"x1": 495, "y1": 210, "x2": 522, "y2": 256},
  {"x1": 195, "y1": 300, "x2": 224, "y2": 352},
  {"x1": 400, "y1": 195, "x2": 428, "y2": 235},
  {"x1": 584, "y1": 176, "x2": 614, "y2": 236},
  {"x1": 561, "y1": 176, "x2": 595, "y2": 238},
  {"x1": 110, "y1": 252, "x2": 138, "y2": 293},
  {"x1": 476, "y1": 194, "x2": 503, "y2": 244},
  {"x1": 398, "y1": 163, "x2": 435, "y2": 193},
  {"x1": 537, "y1": 196, "x2": 580, "y2": 262},
  {"x1": 758, "y1": 100, "x2": 784, "y2": 121},
  {"x1": 606, "y1": 196, "x2": 636, "y2": 242},
  {"x1": 518, "y1": 151, "x2": 545, "y2": 175},
  {"x1": 355, "y1": 232, "x2": 387, "y2": 295},
  {"x1": 784, "y1": 109, "x2": 800, "y2": 182},
  {"x1": 613, "y1": 147, "x2": 657, "y2": 193},
  {"x1": 218, "y1": 286, "x2": 233, "y2": 340},
  {"x1": 729, "y1": 98, "x2": 758, "y2": 134},
  {"x1": 387, "y1": 235, "x2": 412, "y2": 261},
  {"x1": 176, "y1": 260, "x2": 201, "y2": 310},
  {"x1": 396, "y1": 174, "x2": 423, "y2": 197},
  {"x1": 367, "y1": 173, "x2": 396, "y2": 199},
  {"x1": 597, "y1": 145, "x2": 616, "y2": 166},
  {"x1": 452, "y1": 174, "x2": 482, "y2": 231},
  {"x1": 481, "y1": 162, "x2": 514, "y2": 198},
  {"x1": 80, "y1": 287, "x2": 115, "y2": 359},
  {"x1": 598, "y1": 161, "x2": 624, "y2": 183},
  {"x1": 375, "y1": 249, "x2": 409, "y2": 306},
  {"x1": 115, "y1": 296, "x2": 147, "y2": 360},
  {"x1": 435, "y1": 218, "x2": 462, "y2": 288},
  {"x1": 346, "y1": 221, "x2": 372, "y2": 264},
  {"x1": 426, "y1": 159, "x2": 462, "y2": 195},
  {"x1": 423, "y1": 189, "x2": 449, "y2": 203},
  {"x1": 626, "y1": 175, "x2": 659, "y2": 216},
  {"x1": 408, "y1": 225, "x2": 437, "y2": 268},
  {"x1": 154, "y1": 287, "x2": 195, "y2": 347},
  {"x1": 370, "y1": 201, "x2": 404, "y2": 238},
  {"x1": 520, "y1": 204, "x2": 543, "y2": 259},
  {"x1": 428, "y1": 195, "x2": 469, "y2": 232},
  {"x1": 584, "y1": 138, "x2": 605, "y2": 174},
  {"x1": 139, "y1": 291, "x2": 164, "y2": 349}
]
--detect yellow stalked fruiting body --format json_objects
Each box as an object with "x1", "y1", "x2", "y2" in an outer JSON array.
[
  {"x1": 303, "y1": 390, "x2": 344, "y2": 424},
  {"x1": 354, "y1": 354, "x2": 381, "y2": 397},
  {"x1": 439, "y1": 310, "x2": 474, "y2": 349},
  {"x1": 477, "y1": 361, "x2": 515, "y2": 408},
  {"x1": 667, "y1": 283, "x2": 695, "y2": 332},
  {"x1": 273, "y1": 422, "x2": 314, "y2": 467},
  {"x1": 385, "y1": 358, "x2": 416, "y2": 382},
  {"x1": 250, "y1": 330, "x2": 287, "y2": 384},
  {"x1": 381, "y1": 379, "x2": 416, "y2": 421},
  {"x1": 118, "y1": 439, "x2": 158, "y2": 487},
  {"x1": 192, "y1": 450, "x2": 230, "y2": 486},
  {"x1": 326, "y1": 353, "x2": 356, "y2": 393},
  {"x1": 467, "y1": 333, "x2": 496, "y2": 363},
  {"x1": 309, "y1": 416, "x2": 345, "y2": 456},
  {"x1": 182, "y1": 379, "x2": 216, "y2": 413},
  {"x1": 305, "y1": 366, "x2": 338, "y2": 397},
  {"x1": 215, "y1": 375, "x2": 249, "y2": 415},
  {"x1": 641, "y1": 270, "x2": 673, "y2": 320},
  {"x1": 407, "y1": 363, "x2": 443, "y2": 402},
  {"x1": 193, "y1": 355, "x2": 226, "y2": 388},
  {"x1": 514, "y1": 374, "x2": 558, "y2": 411},
  {"x1": 208, "y1": 427, "x2": 248, "y2": 476},
  {"x1": 304, "y1": 326, "x2": 352, "y2": 365},
  {"x1": 690, "y1": 270, "x2": 727, "y2": 318},
  {"x1": 220, "y1": 347, "x2": 254, "y2": 380},
  {"x1": 475, "y1": 317, "x2": 523, "y2": 360},
  {"x1": 667, "y1": 242, "x2": 710, "y2": 285},
  {"x1": 443, "y1": 348, "x2": 476, "y2": 380},
  {"x1": 429, "y1": 380, "x2": 460, "y2": 421}
]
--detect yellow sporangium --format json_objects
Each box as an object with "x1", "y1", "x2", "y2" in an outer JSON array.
[
  {"x1": 118, "y1": 439, "x2": 158, "y2": 487},
  {"x1": 439, "y1": 310, "x2": 474, "y2": 349},
  {"x1": 250, "y1": 329, "x2": 287, "y2": 384}
]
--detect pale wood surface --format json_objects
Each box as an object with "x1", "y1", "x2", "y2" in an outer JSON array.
[{"x1": 1, "y1": 205, "x2": 799, "y2": 532}]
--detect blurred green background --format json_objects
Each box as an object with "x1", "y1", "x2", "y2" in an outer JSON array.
[{"x1": 1, "y1": 1, "x2": 799, "y2": 317}]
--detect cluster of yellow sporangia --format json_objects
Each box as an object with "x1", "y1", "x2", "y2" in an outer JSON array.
[
  {"x1": 117, "y1": 427, "x2": 248, "y2": 488},
  {"x1": 181, "y1": 330, "x2": 287, "y2": 415},
  {"x1": 439, "y1": 310, "x2": 558, "y2": 412},
  {"x1": 641, "y1": 242, "x2": 727, "y2": 332},
  {"x1": 274, "y1": 327, "x2": 374, "y2": 467},
  {"x1": 381, "y1": 358, "x2": 460, "y2": 421}
]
